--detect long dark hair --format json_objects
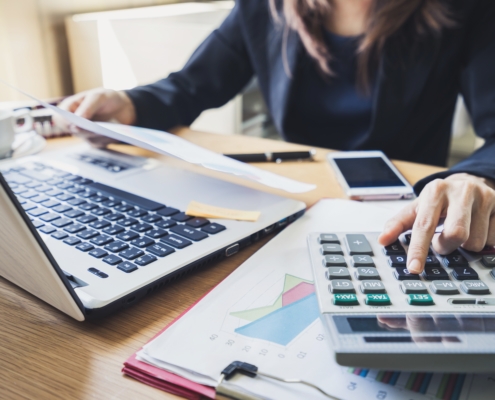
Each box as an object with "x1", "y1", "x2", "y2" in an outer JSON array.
[{"x1": 269, "y1": 0, "x2": 455, "y2": 88}]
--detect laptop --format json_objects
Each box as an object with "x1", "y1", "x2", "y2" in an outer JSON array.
[{"x1": 0, "y1": 143, "x2": 306, "y2": 321}]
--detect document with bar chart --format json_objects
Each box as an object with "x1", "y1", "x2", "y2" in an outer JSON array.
[{"x1": 138, "y1": 200, "x2": 495, "y2": 400}]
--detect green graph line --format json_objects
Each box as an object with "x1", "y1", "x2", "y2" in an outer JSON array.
[{"x1": 230, "y1": 274, "x2": 313, "y2": 321}]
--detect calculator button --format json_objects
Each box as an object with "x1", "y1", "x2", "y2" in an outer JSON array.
[
  {"x1": 394, "y1": 267, "x2": 420, "y2": 280},
  {"x1": 351, "y1": 255, "x2": 375, "y2": 267},
  {"x1": 404, "y1": 233, "x2": 411, "y2": 244},
  {"x1": 425, "y1": 256, "x2": 439, "y2": 265},
  {"x1": 326, "y1": 267, "x2": 351, "y2": 280},
  {"x1": 421, "y1": 266, "x2": 449, "y2": 281},
  {"x1": 355, "y1": 267, "x2": 380, "y2": 280},
  {"x1": 319, "y1": 234, "x2": 340, "y2": 244},
  {"x1": 333, "y1": 294, "x2": 359, "y2": 306},
  {"x1": 322, "y1": 255, "x2": 347, "y2": 267},
  {"x1": 365, "y1": 294, "x2": 391, "y2": 306},
  {"x1": 460, "y1": 280, "x2": 490, "y2": 295},
  {"x1": 482, "y1": 256, "x2": 495, "y2": 268},
  {"x1": 430, "y1": 281, "x2": 459, "y2": 295},
  {"x1": 345, "y1": 234, "x2": 373, "y2": 255},
  {"x1": 320, "y1": 244, "x2": 344, "y2": 255},
  {"x1": 400, "y1": 281, "x2": 428, "y2": 294},
  {"x1": 443, "y1": 254, "x2": 469, "y2": 268},
  {"x1": 408, "y1": 294, "x2": 434, "y2": 306},
  {"x1": 383, "y1": 241, "x2": 405, "y2": 255},
  {"x1": 451, "y1": 266, "x2": 479, "y2": 281},
  {"x1": 360, "y1": 280, "x2": 386, "y2": 294},
  {"x1": 388, "y1": 255, "x2": 407, "y2": 268},
  {"x1": 329, "y1": 280, "x2": 355, "y2": 294}
]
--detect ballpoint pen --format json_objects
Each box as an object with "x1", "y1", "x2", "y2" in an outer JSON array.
[{"x1": 224, "y1": 149, "x2": 316, "y2": 163}]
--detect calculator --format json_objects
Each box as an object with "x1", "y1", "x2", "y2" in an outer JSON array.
[{"x1": 307, "y1": 232, "x2": 495, "y2": 372}]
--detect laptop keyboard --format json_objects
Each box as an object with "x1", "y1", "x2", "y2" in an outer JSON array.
[{"x1": 2, "y1": 162, "x2": 226, "y2": 277}]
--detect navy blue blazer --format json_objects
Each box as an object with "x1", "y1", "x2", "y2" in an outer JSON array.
[{"x1": 126, "y1": 0, "x2": 495, "y2": 193}]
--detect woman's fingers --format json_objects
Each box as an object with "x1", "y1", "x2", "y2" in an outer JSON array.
[
  {"x1": 378, "y1": 200, "x2": 417, "y2": 246},
  {"x1": 407, "y1": 180, "x2": 446, "y2": 273},
  {"x1": 432, "y1": 181, "x2": 474, "y2": 255}
]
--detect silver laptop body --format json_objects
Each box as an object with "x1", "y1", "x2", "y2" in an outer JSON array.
[{"x1": 0, "y1": 143, "x2": 306, "y2": 320}]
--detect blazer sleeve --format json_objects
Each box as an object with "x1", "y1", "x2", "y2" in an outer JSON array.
[
  {"x1": 125, "y1": 3, "x2": 254, "y2": 131},
  {"x1": 414, "y1": 0, "x2": 495, "y2": 193}
]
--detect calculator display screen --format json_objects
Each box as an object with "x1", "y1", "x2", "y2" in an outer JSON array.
[
  {"x1": 344, "y1": 315, "x2": 495, "y2": 333},
  {"x1": 334, "y1": 157, "x2": 406, "y2": 188}
]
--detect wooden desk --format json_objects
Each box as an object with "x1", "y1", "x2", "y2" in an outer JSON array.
[{"x1": 0, "y1": 129, "x2": 444, "y2": 399}]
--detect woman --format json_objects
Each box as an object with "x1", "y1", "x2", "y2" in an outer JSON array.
[{"x1": 60, "y1": 0, "x2": 495, "y2": 274}]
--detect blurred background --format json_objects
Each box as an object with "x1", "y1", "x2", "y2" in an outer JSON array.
[{"x1": 0, "y1": 0, "x2": 483, "y2": 165}]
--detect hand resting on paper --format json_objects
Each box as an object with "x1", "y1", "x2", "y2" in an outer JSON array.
[
  {"x1": 56, "y1": 88, "x2": 136, "y2": 148},
  {"x1": 379, "y1": 174, "x2": 495, "y2": 274}
]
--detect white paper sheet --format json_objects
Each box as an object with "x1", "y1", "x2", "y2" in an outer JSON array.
[{"x1": 1, "y1": 80, "x2": 316, "y2": 194}]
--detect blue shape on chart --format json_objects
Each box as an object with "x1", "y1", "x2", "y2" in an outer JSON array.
[{"x1": 234, "y1": 292, "x2": 319, "y2": 346}]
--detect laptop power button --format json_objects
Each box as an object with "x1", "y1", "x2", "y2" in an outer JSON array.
[{"x1": 225, "y1": 244, "x2": 240, "y2": 257}]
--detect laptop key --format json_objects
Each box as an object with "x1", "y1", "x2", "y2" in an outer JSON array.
[
  {"x1": 119, "y1": 217, "x2": 138, "y2": 227},
  {"x1": 80, "y1": 202, "x2": 98, "y2": 211},
  {"x1": 131, "y1": 236, "x2": 155, "y2": 248},
  {"x1": 64, "y1": 224, "x2": 85, "y2": 234},
  {"x1": 102, "y1": 199, "x2": 121, "y2": 208},
  {"x1": 76, "y1": 229, "x2": 99, "y2": 240},
  {"x1": 68, "y1": 198, "x2": 86, "y2": 206},
  {"x1": 28, "y1": 207, "x2": 49, "y2": 217},
  {"x1": 119, "y1": 247, "x2": 144, "y2": 260},
  {"x1": 117, "y1": 261, "x2": 138, "y2": 273},
  {"x1": 114, "y1": 204, "x2": 134, "y2": 213},
  {"x1": 116, "y1": 231, "x2": 140, "y2": 241},
  {"x1": 19, "y1": 190, "x2": 39, "y2": 199},
  {"x1": 142, "y1": 214, "x2": 162, "y2": 223},
  {"x1": 201, "y1": 223, "x2": 226, "y2": 234},
  {"x1": 161, "y1": 234, "x2": 192, "y2": 249},
  {"x1": 92, "y1": 195, "x2": 109, "y2": 203},
  {"x1": 63, "y1": 236, "x2": 81, "y2": 246},
  {"x1": 32, "y1": 220, "x2": 45, "y2": 229},
  {"x1": 171, "y1": 212, "x2": 192, "y2": 222},
  {"x1": 22, "y1": 202, "x2": 37, "y2": 211},
  {"x1": 135, "y1": 254, "x2": 158, "y2": 266},
  {"x1": 104, "y1": 212, "x2": 124, "y2": 222},
  {"x1": 76, "y1": 242, "x2": 94, "y2": 252},
  {"x1": 36, "y1": 185, "x2": 55, "y2": 193},
  {"x1": 186, "y1": 218, "x2": 209, "y2": 228},
  {"x1": 146, "y1": 228, "x2": 168, "y2": 239},
  {"x1": 41, "y1": 200, "x2": 61, "y2": 208},
  {"x1": 92, "y1": 207, "x2": 111, "y2": 216},
  {"x1": 76, "y1": 214, "x2": 97, "y2": 224},
  {"x1": 40, "y1": 213, "x2": 61, "y2": 222},
  {"x1": 80, "y1": 190, "x2": 97, "y2": 198},
  {"x1": 55, "y1": 193, "x2": 73, "y2": 201},
  {"x1": 89, "y1": 248, "x2": 108, "y2": 258},
  {"x1": 171, "y1": 225, "x2": 208, "y2": 241},
  {"x1": 90, "y1": 235, "x2": 114, "y2": 246},
  {"x1": 131, "y1": 223, "x2": 153, "y2": 233},
  {"x1": 102, "y1": 254, "x2": 122, "y2": 266},
  {"x1": 51, "y1": 231, "x2": 68, "y2": 240},
  {"x1": 65, "y1": 209, "x2": 85, "y2": 218},
  {"x1": 104, "y1": 241, "x2": 129, "y2": 253},
  {"x1": 147, "y1": 243, "x2": 175, "y2": 257},
  {"x1": 128, "y1": 208, "x2": 148, "y2": 218},
  {"x1": 40, "y1": 225, "x2": 57, "y2": 234},
  {"x1": 103, "y1": 225, "x2": 125, "y2": 235},
  {"x1": 157, "y1": 207, "x2": 179, "y2": 217},
  {"x1": 52, "y1": 218, "x2": 73, "y2": 228},
  {"x1": 53, "y1": 205, "x2": 72, "y2": 213},
  {"x1": 89, "y1": 220, "x2": 111, "y2": 230},
  {"x1": 155, "y1": 219, "x2": 177, "y2": 230}
]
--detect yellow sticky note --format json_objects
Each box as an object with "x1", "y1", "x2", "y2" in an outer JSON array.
[{"x1": 186, "y1": 201, "x2": 261, "y2": 222}]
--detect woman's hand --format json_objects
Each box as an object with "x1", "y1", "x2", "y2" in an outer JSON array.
[
  {"x1": 55, "y1": 88, "x2": 136, "y2": 148},
  {"x1": 378, "y1": 173, "x2": 495, "y2": 273}
]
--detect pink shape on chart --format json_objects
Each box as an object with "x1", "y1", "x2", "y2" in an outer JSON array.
[{"x1": 282, "y1": 282, "x2": 315, "y2": 307}]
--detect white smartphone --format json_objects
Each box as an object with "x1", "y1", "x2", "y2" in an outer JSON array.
[{"x1": 327, "y1": 150, "x2": 415, "y2": 200}]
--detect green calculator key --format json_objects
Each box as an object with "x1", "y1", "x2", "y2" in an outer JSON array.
[
  {"x1": 408, "y1": 294, "x2": 434, "y2": 306},
  {"x1": 333, "y1": 294, "x2": 359, "y2": 306},
  {"x1": 366, "y1": 294, "x2": 391, "y2": 306}
]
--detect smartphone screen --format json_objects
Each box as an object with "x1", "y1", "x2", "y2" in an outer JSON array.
[{"x1": 334, "y1": 157, "x2": 406, "y2": 188}]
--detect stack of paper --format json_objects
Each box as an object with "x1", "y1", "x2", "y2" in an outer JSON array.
[{"x1": 130, "y1": 199, "x2": 495, "y2": 400}]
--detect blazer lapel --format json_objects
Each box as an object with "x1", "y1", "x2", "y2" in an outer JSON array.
[{"x1": 267, "y1": 24, "x2": 301, "y2": 131}]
